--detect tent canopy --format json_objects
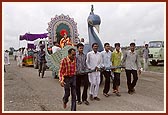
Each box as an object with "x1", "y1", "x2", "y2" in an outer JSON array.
[
  {"x1": 19, "y1": 33, "x2": 48, "y2": 41},
  {"x1": 27, "y1": 43, "x2": 35, "y2": 49}
]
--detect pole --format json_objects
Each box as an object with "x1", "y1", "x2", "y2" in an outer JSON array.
[{"x1": 19, "y1": 36, "x2": 20, "y2": 49}]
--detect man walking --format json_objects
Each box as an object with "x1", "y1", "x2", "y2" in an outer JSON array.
[
  {"x1": 4, "y1": 50, "x2": 10, "y2": 65},
  {"x1": 86, "y1": 43, "x2": 102, "y2": 101},
  {"x1": 17, "y1": 48, "x2": 23, "y2": 67},
  {"x1": 121, "y1": 43, "x2": 142, "y2": 94},
  {"x1": 38, "y1": 45, "x2": 46, "y2": 78},
  {"x1": 142, "y1": 44, "x2": 149, "y2": 71},
  {"x1": 59, "y1": 48, "x2": 77, "y2": 111},
  {"x1": 101, "y1": 43, "x2": 112, "y2": 97},
  {"x1": 111, "y1": 43, "x2": 122, "y2": 96},
  {"x1": 76, "y1": 43, "x2": 89, "y2": 105},
  {"x1": 52, "y1": 41, "x2": 61, "y2": 53},
  {"x1": 52, "y1": 41, "x2": 61, "y2": 79}
]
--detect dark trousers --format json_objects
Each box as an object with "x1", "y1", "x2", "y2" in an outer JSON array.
[
  {"x1": 113, "y1": 72, "x2": 120, "y2": 90},
  {"x1": 102, "y1": 70, "x2": 111, "y2": 94},
  {"x1": 125, "y1": 69, "x2": 138, "y2": 91},
  {"x1": 14, "y1": 56, "x2": 17, "y2": 60},
  {"x1": 4, "y1": 65, "x2": 6, "y2": 73},
  {"x1": 76, "y1": 74, "x2": 89, "y2": 102},
  {"x1": 63, "y1": 76, "x2": 76, "y2": 111},
  {"x1": 38, "y1": 62, "x2": 46, "y2": 77}
]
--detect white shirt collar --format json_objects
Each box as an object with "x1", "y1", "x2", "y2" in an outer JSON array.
[
  {"x1": 91, "y1": 50, "x2": 98, "y2": 54},
  {"x1": 129, "y1": 50, "x2": 135, "y2": 54}
]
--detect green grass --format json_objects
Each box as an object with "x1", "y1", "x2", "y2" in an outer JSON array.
[
  {"x1": 139, "y1": 57, "x2": 164, "y2": 73},
  {"x1": 147, "y1": 64, "x2": 164, "y2": 73},
  {"x1": 140, "y1": 59, "x2": 164, "y2": 73}
]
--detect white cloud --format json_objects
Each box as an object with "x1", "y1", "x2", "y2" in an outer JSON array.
[{"x1": 3, "y1": 2, "x2": 165, "y2": 50}]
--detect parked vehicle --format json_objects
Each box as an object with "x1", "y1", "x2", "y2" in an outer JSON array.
[{"x1": 148, "y1": 41, "x2": 164, "y2": 66}]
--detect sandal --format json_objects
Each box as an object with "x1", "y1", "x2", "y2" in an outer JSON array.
[
  {"x1": 103, "y1": 93, "x2": 109, "y2": 97},
  {"x1": 116, "y1": 92, "x2": 121, "y2": 96},
  {"x1": 113, "y1": 90, "x2": 117, "y2": 93}
]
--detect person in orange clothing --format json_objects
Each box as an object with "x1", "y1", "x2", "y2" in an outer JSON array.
[{"x1": 59, "y1": 29, "x2": 73, "y2": 48}]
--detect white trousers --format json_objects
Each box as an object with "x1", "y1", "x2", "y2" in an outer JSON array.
[
  {"x1": 4, "y1": 57, "x2": 8, "y2": 65},
  {"x1": 88, "y1": 71, "x2": 100, "y2": 97},
  {"x1": 4, "y1": 56, "x2": 10, "y2": 65},
  {"x1": 7, "y1": 56, "x2": 10, "y2": 65},
  {"x1": 17, "y1": 56, "x2": 22, "y2": 67},
  {"x1": 143, "y1": 58, "x2": 149, "y2": 71}
]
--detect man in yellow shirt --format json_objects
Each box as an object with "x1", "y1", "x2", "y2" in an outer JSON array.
[{"x1": 111, "y1": 43, "x2": 122, "y2": 96}]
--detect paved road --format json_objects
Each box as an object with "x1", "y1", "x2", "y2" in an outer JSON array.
[{"x1": 3, "y1": 58, "x2": 165, "y2": 112}]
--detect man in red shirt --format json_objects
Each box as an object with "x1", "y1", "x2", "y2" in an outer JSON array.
[{"x1": 59, "y1": 48, "x2": 76, "y2": 111}]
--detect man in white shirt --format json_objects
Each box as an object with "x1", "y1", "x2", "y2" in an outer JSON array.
[
  {"x1": 142, "y1": 44, "x2": 149, "y2": 71},
  {"x1": 86, "y1": 43, "x2": 102, "y2": 101},
  {"x1": 52, "y1": 41, "x2": 61, "y2": 54},
  {"x1": 80, "y1": 38, "x2": 85, "y2": 45},
  {"x1": 17, "y1": 48, "x2": 23, "y2": 67},
  {"x1": 13, "y1": 50, "x2": 17, "y2": 60},
  {"x1": 52, "y1": 41, "x2": 61, "y2": 79},
  {"x1": 36, "y1": 41, "x2": 43, "y2": 51},
  {"x1": 23, "y1": 48, "x2": 28, "y2": 57},
  {"x1": 4, "y1": 50, "x2": 10, "y2": 65}
]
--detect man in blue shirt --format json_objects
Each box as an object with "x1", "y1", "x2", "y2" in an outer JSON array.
[{"x1": 101, "y1": 43, "x2": 112, "y2": 97}]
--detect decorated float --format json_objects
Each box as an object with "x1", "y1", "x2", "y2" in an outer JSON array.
[
  {"x1": 19, "y1": 33, "x2": 48, "y2": 67},
  {"x1": 44, "y1": 5, "x2": 105, "y2": 76},
  {"x1": 19, "y1": 5, "x2": 123, "y2": 76}
]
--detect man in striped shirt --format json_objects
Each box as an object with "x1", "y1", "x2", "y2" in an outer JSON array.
[
  {"x1": 121, "y1": 43, "x2": 142, "y2": 95},
  {"x1": 76, "y1": 43, "x2": 89, "y2": 105},
  {"x1": 59, "y1": 48, "x2": 77, "y2": 111}
]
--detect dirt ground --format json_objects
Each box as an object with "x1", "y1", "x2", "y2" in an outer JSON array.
[{"x1": 3, "y1": 57, "x2": 165, "y2": 112}]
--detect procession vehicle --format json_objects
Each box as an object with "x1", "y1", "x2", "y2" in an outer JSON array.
[
  {"x1": 19, "y1": 33, "x2": 48, "y2": 67},
  {"x1": 44, "y1": 5, "x2": 124, "y2": 79},
  {"x1": 44, "y1": 14, "x2": 79, "y2": 75},
  {"x1": 20, "y1": 5, "x2": 124, "y2": 79},
  {"x1": 148, "y1": 40, "x2": 164, "y2": 66},
  {"x1": 22, "y1": 47, "x2": 34, "y2": 67}
]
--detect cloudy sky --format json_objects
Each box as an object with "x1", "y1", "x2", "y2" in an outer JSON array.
[{"x1": 3, "y1": 2, "x2": 165, "y2": 50}]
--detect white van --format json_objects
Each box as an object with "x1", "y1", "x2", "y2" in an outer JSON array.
[{"x1": 148, "y1": 41, "x2": 164, "y2": 66}]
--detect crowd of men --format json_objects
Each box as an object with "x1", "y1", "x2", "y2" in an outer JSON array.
[
  {"x1": 4, "y1": 34, "x2": 150, "y2": 111},
  {"x1": 57, "y1": 36, "x2": 150, "y2": 111}
]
